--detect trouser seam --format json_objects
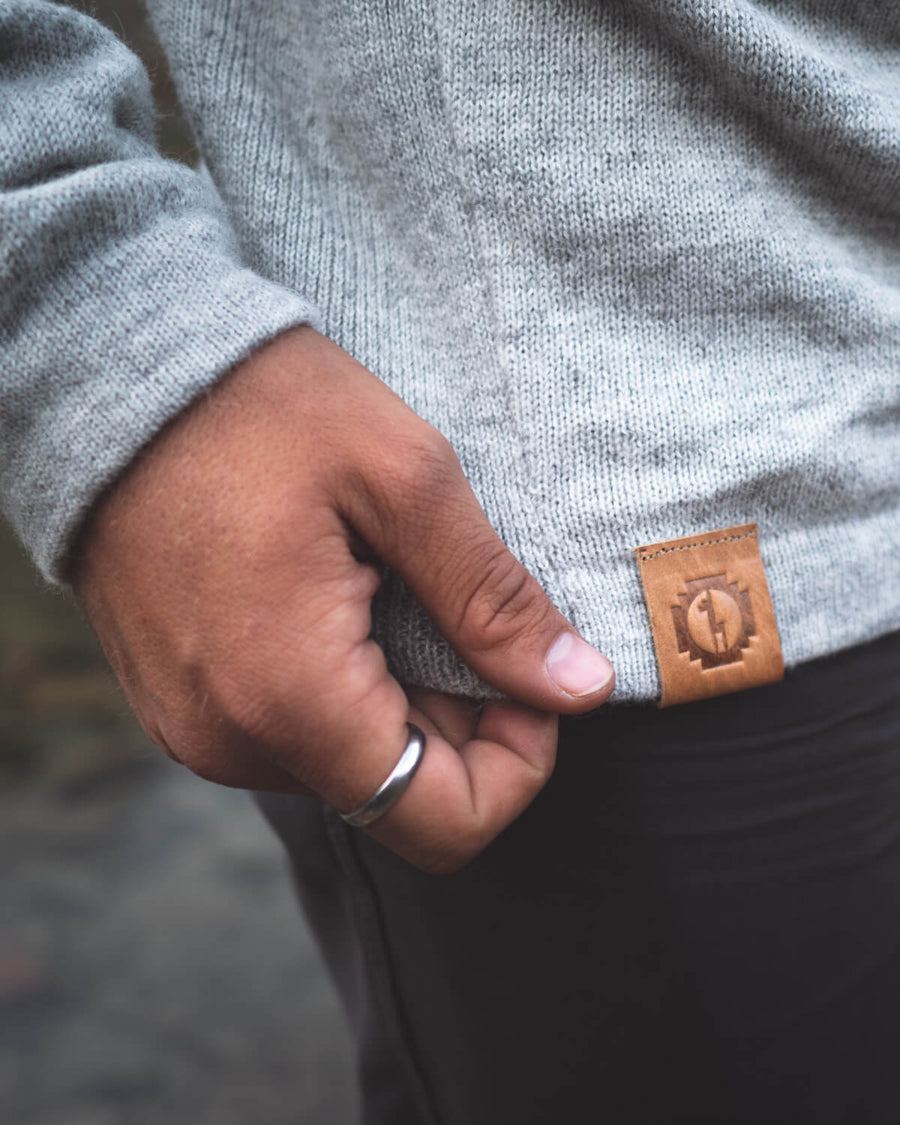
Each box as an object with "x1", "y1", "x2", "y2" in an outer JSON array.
[{"x1": 324, "y1": 809, "x2": 442, "y2": 1125}]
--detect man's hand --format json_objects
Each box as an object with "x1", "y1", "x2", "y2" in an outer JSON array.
[{"x1": 73, "y1": 328, "x2": 614, "y2": 872}]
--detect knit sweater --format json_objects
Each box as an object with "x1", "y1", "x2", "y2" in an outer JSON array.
[{"x1": 1, "y1": 0, "x2": 898, "y2": 702}]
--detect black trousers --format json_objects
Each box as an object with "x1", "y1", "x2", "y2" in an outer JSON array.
[{"x1": 258, "y1": 632, "x2": 900, "y2": 1125}]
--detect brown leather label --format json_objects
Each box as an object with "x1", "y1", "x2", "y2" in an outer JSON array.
[{"x1": 634, "y1": 523, "x2": 784, "y2": 707}]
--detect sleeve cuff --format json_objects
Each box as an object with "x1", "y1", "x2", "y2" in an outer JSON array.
[{"x1": 4, "y1": 217, "x2": 319, "y2": 580}]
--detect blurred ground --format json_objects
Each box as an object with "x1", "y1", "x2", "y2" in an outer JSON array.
[{"x1": 0, "y1": 527, "x2": 358, "y2": 1125}]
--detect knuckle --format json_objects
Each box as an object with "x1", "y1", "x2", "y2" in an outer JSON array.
[
  {"x1": 419, "y1": 855, "x2": 467, "y2": 877},
  {"x1": 415, "y1": 838, "x2": 481, "y2": 876},
  {"x1": 368, "y1": 422, "x2": 461, "y2": 512},
  {"x1": 153, "y1": 680, "x2": 256, "y2": 783},
  {"x1": 206, "y1": 648, "x2": 290, "y2": 734},
  {"x1": 452, "y1": 547, "x2": 555, "y2": 655},
  {"x1": 180, "y1": 751, "x2": 223, "y2": 786},
  {"x1": 212, "y1": 675, "x2": 266, "y2": 738},
  {"x1": 143, "y1": 719, "x2": 177, "y2": 761},
  {"x1": 346, "y1": 420, "x2": 467, "y2": 556},
  {"x1": 410, "y1": 819, "x2": 492, "y2": 876},
  {"x1": 161, "y1": 722, "x2": 220, "y2": 781}
]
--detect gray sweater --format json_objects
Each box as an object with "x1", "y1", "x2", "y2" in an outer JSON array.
[{"x1": 2, "y1": 0, "x2": 898, "y2": 702}]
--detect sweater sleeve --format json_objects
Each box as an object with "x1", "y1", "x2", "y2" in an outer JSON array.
[{"x1": 0, "y1": 0, "x2": 320, "y2": 581}]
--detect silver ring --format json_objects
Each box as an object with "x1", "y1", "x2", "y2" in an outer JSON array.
[{"x1": 339, "y1": 723, "x2": 426, "y2": 828}]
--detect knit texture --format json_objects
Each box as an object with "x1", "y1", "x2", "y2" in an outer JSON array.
[
  {"x1": 0, "y1": 0, "x2": 319, "y2": 581},
  {"x1": 2, "y1": 0, "x2": 899, "y2": 702}
]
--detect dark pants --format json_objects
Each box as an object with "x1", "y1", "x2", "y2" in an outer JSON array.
[{"x1": 257, "y1": 632, "x2": 900, "y2": 1125}]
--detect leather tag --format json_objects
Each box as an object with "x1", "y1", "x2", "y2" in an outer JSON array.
[{"x1": 634, "y1": 523, "x2": 784, "y2": 708}]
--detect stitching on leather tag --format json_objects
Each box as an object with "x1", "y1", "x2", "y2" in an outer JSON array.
[{"x1": 634, "y1": 523, "x2": 784, "y2": 708}]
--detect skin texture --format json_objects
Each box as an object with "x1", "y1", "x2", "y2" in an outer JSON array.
[{"x1": 73, "y1": 327, "x2": 614, "y2": 873}]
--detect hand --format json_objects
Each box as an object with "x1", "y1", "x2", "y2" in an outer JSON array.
[{"x1": 73, "y1": 327, "x2": 614, "y2": 872}]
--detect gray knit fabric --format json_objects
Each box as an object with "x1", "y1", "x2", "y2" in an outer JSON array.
[{"x1": 2, "y1": 0, "x2": 899, "y2": 702}]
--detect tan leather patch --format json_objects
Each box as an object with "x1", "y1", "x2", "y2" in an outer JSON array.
[{"x1": 634, "y1": 524, "x2": 783, "y2": 708}]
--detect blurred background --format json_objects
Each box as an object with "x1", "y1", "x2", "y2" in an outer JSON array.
[{"x1": 1, "y1": 3, "x2": 357, "y2": 1122}]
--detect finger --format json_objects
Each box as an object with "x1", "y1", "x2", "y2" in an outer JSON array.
[
  {"x1": 405, "y1": 686, "x2": 483, "y2": 746},
  {"x1": 343, "y1": 425, "x2": 615, "y2": 714},
  {"x1": 161, "y1": 733, "x2": 318, "y2": 796},
  {"x1": 364, "y1": 697, "x2": 559, "y2": 874},
  {"x1": 168, "y1": 505, "x2": 417, "y2": 818},
  {"x1": 211, "y1": 533, "x2": 551, "y2": 870},
  {"x1": 130, "y1": 685, "x2": 319, "y2": 796}
]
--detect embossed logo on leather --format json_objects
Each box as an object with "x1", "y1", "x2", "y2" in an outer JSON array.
[
  {"x1": 634, "y1": 524, "x2": 783, "y2": 707},
  {"x1": 671, "y1": 574, "x2": 755, "y2": 669}
]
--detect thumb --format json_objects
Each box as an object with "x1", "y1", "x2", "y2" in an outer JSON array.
[{"x1": 344, "y1": 424, "x2": 615, "y2": 712}]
